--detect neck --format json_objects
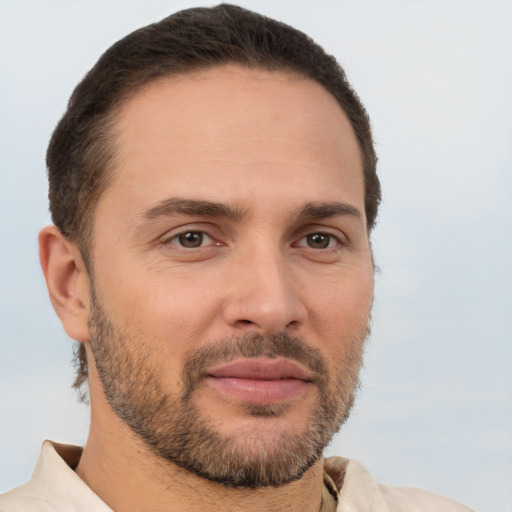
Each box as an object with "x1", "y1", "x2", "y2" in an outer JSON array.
[{"x1": 76, "y1": 381, "x2": 326, "y2": 512}]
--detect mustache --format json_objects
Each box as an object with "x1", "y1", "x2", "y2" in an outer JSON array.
[{"x1": 181, "y1": 332, "x2": 328, "y2": 397}]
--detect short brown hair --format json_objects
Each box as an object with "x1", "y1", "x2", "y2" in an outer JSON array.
[{"x1": 46, "y1": 4, "x2": 381, "y2": 394}]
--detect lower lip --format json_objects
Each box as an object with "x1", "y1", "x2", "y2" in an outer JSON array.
[{"x1": 206, "y1": 376, "x2": 311, "y2": 403}]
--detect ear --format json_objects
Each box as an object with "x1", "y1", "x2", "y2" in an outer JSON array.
[{"x1": 39, "y1": 225, "x2": 91, "y2": 342}]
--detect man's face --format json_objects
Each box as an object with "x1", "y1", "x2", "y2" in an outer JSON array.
[{"x1": 87, "y1": 65, "x2": 374, "y2": 487}]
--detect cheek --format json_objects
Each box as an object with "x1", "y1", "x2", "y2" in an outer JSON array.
[
  {"x1": 97, "y1": 254, "x2": 218, "y2": 325},
  {"x1": 96, "y1": 267, "x2": 223, "y2": 374},
  {"x1": 146, "y1": 269, "x2": 224, "y2": 324},
  {"x1": 311, "y1": 265, "x2": 373, "y2": 326},
  {"x1": 306, "y1": 264, "x2": 373, "y2": 365}
]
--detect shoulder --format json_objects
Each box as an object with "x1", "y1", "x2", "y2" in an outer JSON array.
[
  {"x1": 324, "y1": 456, "x2": 476, "y2": 512},
  {"x1": 0, "y1": 440, "x2": 80, "y2": 512},
  {"x1": 0, "y1": 485, "x2": 55, "y2": 512},
  {"x1": 0, "y1": 441, "x2": 111, "y2": 512}
]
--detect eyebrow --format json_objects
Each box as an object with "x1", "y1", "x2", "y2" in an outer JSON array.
[
  {"x1": 298, "y1": 201, "x2": 362, "y2": 220},
  {"x1": 143, "y1": 198, "x2": 245, "y2": 220},
  {"x1": 142, "y1": 197, "x2": 361, "y2": 223}
]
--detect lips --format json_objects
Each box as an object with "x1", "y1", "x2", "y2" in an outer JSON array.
[{"x1": 205, "y1": 358, "x2": 314, "y2": 403}]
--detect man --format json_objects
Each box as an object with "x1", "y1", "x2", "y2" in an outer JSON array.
[{"x1": 0, "y1": 4, "x2": 474, "y2": 511}]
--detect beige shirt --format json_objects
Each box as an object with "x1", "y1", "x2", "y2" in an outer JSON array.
[{"x1": 0, "y1": 441, "x2": 475, "y2": 512}]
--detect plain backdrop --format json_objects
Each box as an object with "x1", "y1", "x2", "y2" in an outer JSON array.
[{"x1": 1, "y1": 1, "x2": 511, "y2": 511}]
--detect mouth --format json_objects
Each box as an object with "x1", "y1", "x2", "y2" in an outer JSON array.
[{"x1": 205, "y1": 358, "x2": 314, "y2": 404}]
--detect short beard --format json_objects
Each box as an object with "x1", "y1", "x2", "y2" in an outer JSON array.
[{"x1": 88, "y1": 288, "x2": 366, "y2": 488}]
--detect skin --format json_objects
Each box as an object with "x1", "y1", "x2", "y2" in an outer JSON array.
[{"x1": 39, "y1": 65, "x2": 374, "y2": 512}]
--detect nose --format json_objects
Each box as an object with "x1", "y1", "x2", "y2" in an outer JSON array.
[{"x1": 222, "y1": 246, "x2": 307, "y2": 335}]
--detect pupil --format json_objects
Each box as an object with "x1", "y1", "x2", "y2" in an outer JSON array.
[
  {"x1": 179, "y1": 232, "x2": 203, "y2": 247},
  {"x1": 308, "y1": 233, "x2": 329, "y2": 249}
]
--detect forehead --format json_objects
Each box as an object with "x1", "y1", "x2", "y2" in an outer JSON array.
[{"x1": 101, "y1": 65, "x2": 364, "y2": 219}]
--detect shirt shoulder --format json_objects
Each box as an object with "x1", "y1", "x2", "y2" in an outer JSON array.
[
  {"x1": 324, "y1": 456, "x2": 476, "y2": 512},
  {"x1": 0, "y1": 485, "x2": 55, "y2": 512},
  {"x1": 0, "y1": 441, "x2": 112, "y2": 512}
]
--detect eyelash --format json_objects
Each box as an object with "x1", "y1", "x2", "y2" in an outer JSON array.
[
  {"x1": 163, "y1": 230, "x2": 217, "y2": 249},
  {"x1": 162, "y1": 229, "x2": 344, "y2": 250},
  {"x1": 294, "y1": 232, "x2": 343, "y2": 250}
]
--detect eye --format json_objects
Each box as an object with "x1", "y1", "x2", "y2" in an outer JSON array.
[
  {"x1": 169, "y1": 231, "x2": 213, "y2": 248},
  {"x1": 296, "y1": 232, "x2": 340, "y2": 249}
]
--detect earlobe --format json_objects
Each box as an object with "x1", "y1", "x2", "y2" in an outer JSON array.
[{"x1": 39, "y1": 225, "x2": 91, "y2": 342}]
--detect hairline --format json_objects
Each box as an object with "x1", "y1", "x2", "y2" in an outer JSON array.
[{"x1": 77, "y1": 62, "x2": 373, "y2": 270}]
